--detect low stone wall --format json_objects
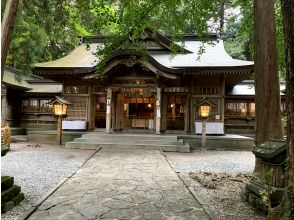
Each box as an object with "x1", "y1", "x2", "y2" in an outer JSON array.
[
  {"x1": 11, "y1": 127, "x2": 26, "y2": 136},
  {"x1": 27, "y1": 130, "x2": 84, "y2": 144},
  {"x1": 241, "y1": 186, "x2": 267, "y2": 215},
  {"x1": 1, "y1": 176, "x2": 24, "y2": 213},
  {"x1": 179, "y1": 135, "x2": 254, "y2": 150},
  {"x1": 1, "y1": 144, "x2": 9, "y2": 156},
  {"x1": 241, "y1": 179, "x2": 285, "y2": 217}
]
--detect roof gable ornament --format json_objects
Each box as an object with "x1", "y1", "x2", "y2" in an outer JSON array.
[
  {"x1": 121, "y1": 28, "x2": 192, "y2": 53},
  {"x1": 196, "y1": 97, "x2": 216, "y2": 107},
  {"x1": 48, "y1": 96, "x2": 72, "y2": 106}
]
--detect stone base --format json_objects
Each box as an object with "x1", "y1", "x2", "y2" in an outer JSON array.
[
  {"x1": 241, "y1": 187, "x2": 267, "y2": 215},
  {"x1": 242, "y1": 179, "x2": 285, "y2": 215},
  {"x1": 1, "y1": 176, "x2": 25, "y2": 213},
  {"x1": 1, "y1": 144, "x2": 9, "y2": 157}
]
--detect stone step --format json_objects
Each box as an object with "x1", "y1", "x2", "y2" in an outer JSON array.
[
  {"x1": 81, "y1": 133, "x2": 178, "y2": 141},
  {"x1": 65, "y1": 142, "x2": 190, "y2": 153},
  {"x1": 73, "y1": 138, "x2": 184, "y2": 145},
  {"x1": 1, "y1": 176, "x2": 14, "y2": 192},
  {"x1": 1, "y1": 185, "x2": 21, "y2": 203}
]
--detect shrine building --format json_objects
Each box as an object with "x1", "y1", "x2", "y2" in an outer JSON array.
[{"x1": 32, "y1": 29, "x2": 254, "y2": 134}]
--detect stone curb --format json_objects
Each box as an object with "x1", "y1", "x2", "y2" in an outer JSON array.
[
  {"x1": 17, "y1": 147, "x2": 102, "y2": 220},
  {"x1": 160, "y1": 150, "x2": 216, "y2": 220}
]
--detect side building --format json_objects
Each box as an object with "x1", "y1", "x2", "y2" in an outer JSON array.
[
  {"x1": 1, "y1": 66, "x2": 62, "y2": 133},
  {"x1": 225, "y1": 80, "x2": 286, "y2": 135}
]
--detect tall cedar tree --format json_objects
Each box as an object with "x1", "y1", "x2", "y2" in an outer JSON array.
[
  {"x1": 254, "y1": 0, "x2": 283, "y2": 144},
  {"x1": 253, "y1": 0, "x2": 283, "y2": 174},
  {"x1": 281, "y1": 0, "x2": 294, "y2": 218}
]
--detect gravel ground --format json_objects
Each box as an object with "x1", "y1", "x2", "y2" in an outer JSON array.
[
  {"x1": 1, "y1": 141, "x2": 95, "y2": 220},
  {"x1": 165, "y1": 149, "x2": 256, "y2": 174},
  {"x1": 164, "y1": 149, "x2": 266, "y2": 220}
]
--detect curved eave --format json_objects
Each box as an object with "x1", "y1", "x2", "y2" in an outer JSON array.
[
  {"x1": 3, "y1": 82, "x2": 31, "y2": 91},
  {"x1": 225, "y1": 94, "x2": 285, "y2": 100},
  {"x1": 34, "y1": 66, "x2": 97, "y2": 74},
  {"x1": 109, "y1": 50, "x2": 184, "y2": 74},
  {"x1": 181, "y1": 64, "x2": 254, "y2": 73},
  {"x1": 84, "y1": 50, "x2": 184, "y2": 80},
  {"x1": 20, "y1": 92, "x2": 61, "y2": 97},
  {"x1": 225, "y1": 95, "x2": 255, "y2": 100}
]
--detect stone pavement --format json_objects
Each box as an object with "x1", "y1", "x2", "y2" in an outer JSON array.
[{"x1": 28, "y1": 148, "x2": 210, "y2": 220}]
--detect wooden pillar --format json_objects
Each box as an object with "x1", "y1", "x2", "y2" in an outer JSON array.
[
  {"x1": 246, "y1": 101, "x2": 250, "y2": 117},
  {"x1": 87, "y1": 94, "x2": 94, "y2": 129},
  {"x1": 105, "y1": 88, "x2": 112, "y2": 133},
  {"x1": 57, "y1": 116, "x2": 62, "y2": 145},
  {"x1": 161, "y1": 94, "x2": 167, "y2": 131},
  {"x1": 190, "y1": 97, "x2": 195, "y2": 133},
  {"x1": 184, "y1": 94, "x2": 190, "y2": 132},
  {"x1": 1, "y1": 84, "x2": 7, "y2": 126},
  {"x1": 190, "y1": 76, "x2": 195, "y2": 133},
  {"x1": 115, "y1": 94, "x2": 124, "y2": 130},
  {"x1": 112, "y1": 94, "x2": 116, "y2": 130},
  {"x1": 156, "y1": 87, "x2": 162, "y2": 134},
  {"x1": 220, "y1": 76, "x2": 225, "y2": 123},
  {"x1": 201, "y1": 118, "x2": 207, "y2": 149}
]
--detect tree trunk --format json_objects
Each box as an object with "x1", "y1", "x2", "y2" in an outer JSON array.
[
  {"x1": 254, "y1": 0, "x2": 283, "y2": 145},
  {"x1": 219, "y1": 3, "x2": 225, "y2": 32},
  {"x1": 1, "y1": 0, "x2": 19, "y2": 81},
  {"x1": 281, "y1": 0, "x2": 294, "y2": 217},
  {"x1": 253, "y1": 0, "x2": 283, "y2": 175}
]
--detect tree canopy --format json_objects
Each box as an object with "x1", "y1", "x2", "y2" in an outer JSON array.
[{"x1": 3, "y1": 0, "x2": 286, "y2": 79}]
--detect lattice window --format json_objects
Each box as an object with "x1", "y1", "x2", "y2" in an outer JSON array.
[
  {"x1": 194, "y1": 86, "x2": 220, "y2": 95},
  {"x1": 22, "y1": 99, "x2": 38, "y2": 112},
  {"x1": 64, "y1": 86, "x2": 88, "y2": 94},
  {"x1": 92, "y1": 86, "x2": 106, "y2": 93},
  {"x1": 21, "y1": 99, "x2": 52, "y2": 113},
  {"x1": 39, "y1": 99, "x2": 52, "y2": 112},
  {"x1": 120, "y1": 87, "x2": 155, "y2": 98},
  {"x1": 65, "y1": 96, "x2": 88, "y2": 120},
  {"x1": 225, "y1": 102, "x2": 252, "y2": 117},
  {"x1": 164, "y1": 87, "x2": 189, "y2": 93}
]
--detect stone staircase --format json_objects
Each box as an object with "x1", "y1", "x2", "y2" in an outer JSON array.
[
  {"x1": 65, "y1": 132, "x2": 190, "y2": 152},
  {"x1": 1, "y1": 176, "x2": 24, "y2": 213}
]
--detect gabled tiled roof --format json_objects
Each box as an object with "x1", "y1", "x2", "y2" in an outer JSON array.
[
  {"x1": 226, "y1": 80, "x2": 286, "y2": 96},
  {"x1": 3, "y1": 66, "x2": 62, "y2": 94},
  {"x1": 3, "y1": 67, "x2": 31, "y2": 90},
  {"x1": 150, "y1": 40, "x2": 253, "y2": 69},
  {"x1": 33, "y1": 29, "x2": 254, "y2": 86}
]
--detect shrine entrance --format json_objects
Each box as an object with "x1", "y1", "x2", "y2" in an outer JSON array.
[
  {"x1": 94, "y1": 94, "x2": 106, "y2": 128},
  {"x1": 113, "y1": 87, "x2": 156, "y2": 131},
  {"x1": 165, "y1": 94, "x2": 187, "y2": 130}
]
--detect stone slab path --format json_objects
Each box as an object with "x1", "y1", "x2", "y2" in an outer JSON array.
[{"x1": 28, "y1": 149, "x2": 210, "y2": 220}]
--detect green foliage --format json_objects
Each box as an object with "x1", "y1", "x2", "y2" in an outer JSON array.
[
  {"x1": 68, "y1": 0, "x2": 224, "y2": 76},
  {"x1": 259, "y1": 168, "x2": 277, "y2": 210},
  {"x1": 229, "y1": 0, "x2": 285, "y2": 79},
  {"x1": 223, "y1": 16, "x2": 246, "y2": 60},
  {"x1": 274, "y1": 2, "x2": 286, "y2": 80},
  {"x1": 286, "y1": 198, "x2": 294, "y2": 220},
  {"x1": 222, "y1": 0, "x2": 253, "y2": 61},
  {"x1": 6, "y1": 0, "x2": 79, "y2": 73}
]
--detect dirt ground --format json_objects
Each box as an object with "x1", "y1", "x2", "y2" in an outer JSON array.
[{"x1": 187, "y1": 172, "x2": 265, "y2": 220}]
